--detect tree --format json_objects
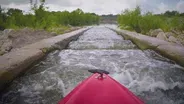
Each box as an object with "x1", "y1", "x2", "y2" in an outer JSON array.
[
  {"x1": 0, "y1": 6, "x2": 7, "y2": 30},
  {"x1": 164, "y1": 11, "x2": 179, "y2": 17},
  {"x1": 118, "y1": 6, "x2": 141, "y2": 33},
  {"x1": 0, "y1": 1, "x2": 100, "y2": 30}
]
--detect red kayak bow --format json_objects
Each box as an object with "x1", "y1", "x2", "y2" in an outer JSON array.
[{"x1": 59, "y1": 70, "x2": 144, "y2": 104}]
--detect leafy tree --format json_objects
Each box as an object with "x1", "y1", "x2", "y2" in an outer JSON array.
[
  {"x1": 6, "y1": 8, "x2": 24, "y2": 28},
  {"x1": 118, "y1": 6, "x2": 141, "y2": 33},
  {"x1": 118, "y1": 7, "x2": 184, "y2": 34},
  {"x1": 0, "y1": 6, "x2": 6, "y2": 30},
  {"x1": 0, "y1": 0, "x2": 100, "y2": 31},
  {"x1": 164, "y1": 11, "x2": 179, "y2": 17}
]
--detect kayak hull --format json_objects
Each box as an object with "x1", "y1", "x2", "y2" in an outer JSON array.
[{"x1": 59, "y1": 73, "x2": 144, "y2": 104}]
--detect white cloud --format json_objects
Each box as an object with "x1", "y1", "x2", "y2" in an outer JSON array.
[
  {"x1": 45, "y1": 0, "x2": 71, "y2": 6},
  {"x1": 1, "y1": 3, "x2": 31, "y2": 13},
  {"x1": 46, "y1": 0, "x2": 139, "y2": 14},
  {"x1": 1, "y1": 0, "x2": 148, "y2": 15},
  {"x1": 155, "y1": 3, "x2": 170, "y2": 14},
  {"x1": 176, "y1": 0, "x2": 184, "y2": 13},
  {"x1": 152, "y1": 2, "x2": 177, "y2": 14},
  {"x1": 1, "y1": 0, "x2": 181, "y2": 15},
  {"x1": 0, "y1": 0, "x2": 29, "y2": 5}
]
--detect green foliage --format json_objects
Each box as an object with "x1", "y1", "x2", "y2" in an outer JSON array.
[
  {"x1": 68, "y1": 9, "x2": 99, "y2": 26},
  {"x1": 47, "y1": 25, "x2": 70, "y2": 34},
  {"x1": 0, "y1": 0, "x2": 99, "y2": 31},
  {"x1": 139, "y1": 12, "x2": 166, "y2": 33},
  {"x1": 100, "y1": 14, "x2": 117, "y2": 24},
  {"x1": 164, "y1": 11, "x2": 179, "y2": 17},
  {"x1": 118, "y1": 6, "x2": 141, "y2": 33},
  {"x1": 0, "y1": 6, "x2": 7, "y2": 30},
  {"x1": 169, "y1": 16, "x2": 184, "y2": 30},
  {"x1": 118, "y1": 7, "x2": 184, "y2": 34},
  {"x1": 6, "y1": 8, "x2": 25, "y2": 29}
]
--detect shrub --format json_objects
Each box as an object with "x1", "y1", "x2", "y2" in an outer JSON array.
[
  {"x1": 0, "y1": 0, "x2": 100, "y2": 30},
  {"x1": 118, "y1": 7, "x2": 184, "y2": 35},
  {"x1": 118, "y1": 6, "x2": 141, "y2": 33}
]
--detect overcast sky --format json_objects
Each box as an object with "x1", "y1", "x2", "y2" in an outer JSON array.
[{"x1": 0, "y1": 0, "x2": 184, "y2": 15}]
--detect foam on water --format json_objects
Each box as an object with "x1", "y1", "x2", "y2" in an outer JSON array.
[
  {"x1": 68, "y1": 27, "x2": 136, "y2": 49},
  {"x1": 1, "y1": 26, "x2": 184, "y2": 104},
  {"x1": 110, "y1": 59, "x2": 184, "y2": 104},
  {"x1": 57, "y1": 49, "x2": 184, "y2": 103}
]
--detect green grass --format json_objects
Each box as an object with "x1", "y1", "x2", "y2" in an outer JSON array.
[
  {"x1": 118, "y1": 7, "x2": 184, "y2": 35},
  {"x1": 46, "y1": 25, "x2": 71, "y2": 35}
]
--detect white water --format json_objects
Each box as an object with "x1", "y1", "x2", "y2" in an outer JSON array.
[
  {"x1": 68, "y1": 27, "x2": 136, "y2": 49},
  {"x1": 1, "y1": 26, "x2": 184, "y2": 104}
]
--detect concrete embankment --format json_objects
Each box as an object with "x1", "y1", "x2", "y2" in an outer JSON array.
[
  {"x1": 0, "y1": 27, "x2": 89, "y2": 91},
  {"x1": 111, "y1": 28, "x2": 184, "y2": 67}
]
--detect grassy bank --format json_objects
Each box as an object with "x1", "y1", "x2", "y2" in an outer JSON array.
[{"x1": 117, "y1": 7, "x2": 184, "y2": 34}]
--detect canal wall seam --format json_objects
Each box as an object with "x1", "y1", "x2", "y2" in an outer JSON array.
[
  {"x1": 0, "y1": 27, "x2": 90, "y2": 91},
  {"x1": 110, "y1": 28, "x2": 184, "y2": 67}
]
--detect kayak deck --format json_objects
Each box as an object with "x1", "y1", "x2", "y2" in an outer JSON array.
[{"x1": 59, "y1": 73, "x2": 144, "y2": 104}]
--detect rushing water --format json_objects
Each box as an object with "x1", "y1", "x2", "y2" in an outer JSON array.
[{"x1": 1, "y1": 26, "x2": 184, "y2": 104}]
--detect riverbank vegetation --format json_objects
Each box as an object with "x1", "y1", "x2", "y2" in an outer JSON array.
[
  {"x1": 0, "y1": 0, "x2": 99, "y2": 32},
  {"x1": 117, "y1": 6, "x2": 184, "y2": 34}
]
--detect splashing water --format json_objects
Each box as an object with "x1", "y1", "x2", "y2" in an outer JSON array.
[{"x1": 1, "y1": 26, "x2": 184, "y2": 104}]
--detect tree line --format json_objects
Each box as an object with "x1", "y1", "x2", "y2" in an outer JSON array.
[
  {"x1": 0, "y1": 0, "x2": 99, "y2": 30},
  {"x1": 117, "y1": 6, "x2": 184, "y2": 34},
  {"x1": 100, "y1": 14, "x2": 117, "y2": 24}
]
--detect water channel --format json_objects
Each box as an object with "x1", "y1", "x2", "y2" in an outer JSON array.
[{"x1": 1, "y1": 26, "x2": 184, "y2": 104}]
